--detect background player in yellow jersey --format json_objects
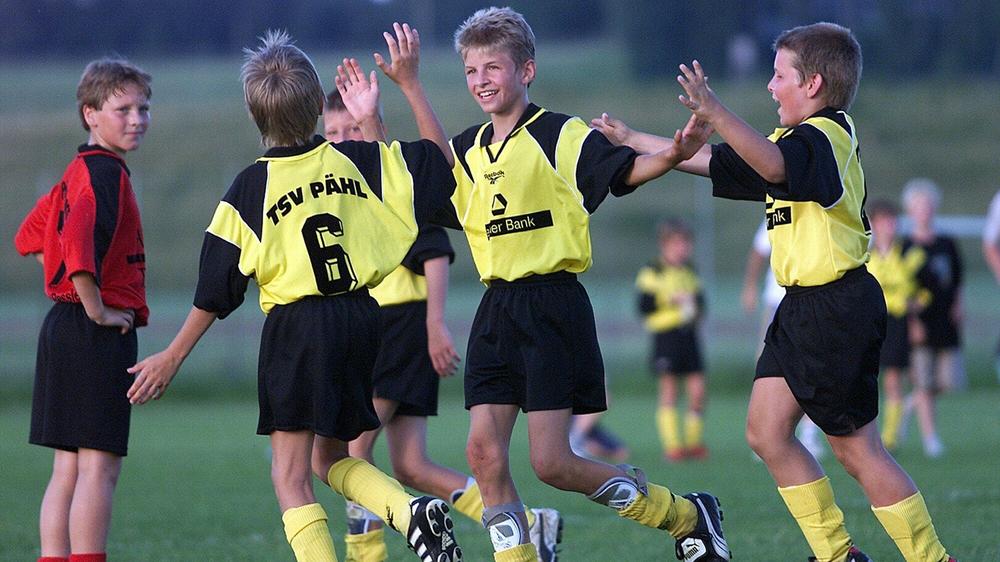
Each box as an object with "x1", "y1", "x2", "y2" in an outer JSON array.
[
  {"x1": 635, "y1": 219, "x2": 709, "y2": 462},
  {"x1": 347, "y1": 8, "x2": 728, "y2": 562},
  {"x1": 865, "y1": 200, "x2": 928, "y2": 451},
  {"x1": 324, "y1": 51, "x2": 561, "y2": 560},
  {"x1": 125, "y1": 31, "x2": 463, "y2": 562},
  {"x1": 594, "y1": 21, "x2": 955, "y2": 562}
]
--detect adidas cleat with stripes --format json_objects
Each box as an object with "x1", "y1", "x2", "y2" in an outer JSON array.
[
  {"x1": 528, "y1": 507, "x2": 563, "y2": 562},
  {"x1": 407, "y1": 496, "x2": 462, "y2": 562},
  {"x1": 675, "y1": 492, "x2": 730, "y2": 561}
]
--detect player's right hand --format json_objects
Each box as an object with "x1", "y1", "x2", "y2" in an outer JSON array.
[
  {"x1": 94, "y1": 307, "x2": 134, "y2": 334},
  {"x1": 374, "y1": 22, "x2": 421, "y2": 87},
  {"x1": 127, "y1": 350, "x2": 181, "y2": 405},
  {"x1": 589, "y1": 113, "x2": 632, "y2": 147},
  {"x1": 336, "y1": 58, "x2": 381, "y2": 125}
]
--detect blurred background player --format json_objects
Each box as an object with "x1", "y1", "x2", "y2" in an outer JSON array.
[
  {"x1": 741, "y1": 219, "x2": 825, "y2": 459},
  {"x1": 901, "y1": 178, "x2": 963, "y2": 458},
  {"x1": 984, "y1": 190, "x2": 1000, "y2": 381},
  {"x1": 15, "y1": 57, "x2": 151, "y2": 562},
  {"x1": 126, "y1": 31, "x2": 462, "y2": 562},
  {"x1": 325, "y1": 36, "x2": 561, "y2": 559},
  {"x1": 635, "y1": 219, "x2": 709, "y2": 462},
  {"x1": 865, "y1": 200, "x2": 928, "y2": 451}
]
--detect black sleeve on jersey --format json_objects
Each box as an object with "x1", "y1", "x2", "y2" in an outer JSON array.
[
  {"x1": 578, "y1": 129, "x2": 640, "y2": 211},
  {"x1": 638, "y1": 292, "x2": 655, "y2": 316},
  {"x1": 771, "y1": 124, "x2": 843, "y2": 207},
  {"x1": 945, "y1": 237, "x2": 963, "y2": 289},
  {"x1": 709, "y1": 143, "x2": 768, "y2": 202},
  {"x1": 400, "y1": 139, "x2": 457, "y2": 227},
  {"x1": 82, "y1": 154, "x2": 123, "y2": 282},
  {"x1": 193, "y1": 233, "x2": 250, "y2": 319},
  {"x1": 336, "y1": 140, "x2": 384, "y2": 200},
  {"x1": 451, "y1": 125, "x2": 480, "y2": 185},
  {"x1": 401, "y1": 225, "x2": 455, "y2": 274},
  {"x1": 222, "y1": 163, "x2": 267, "y2": 239}
]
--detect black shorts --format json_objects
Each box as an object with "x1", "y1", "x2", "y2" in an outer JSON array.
[
  {"x1": 880, "y1": 314, "x2": 910, "y2": 369},
  {"x1": 373, "y1": 301, "x2": 438, "y2": 417},
  {"x1": 257, "y1": 292, "x2": 381, "y2": 441},
  {"x1": 31, "y1": 302, "x2": 137, "y2": 457},
  {"x1": 755, "y1": 267, "x2": 885, "y2": 436},
  {"x1": 919, "y1": 308, "x2": 961, "y2": 349},
  {"x1": 465, "y1": 272, "x2": 606, "y2": 414},
  {"x1": 651, "y1": 326, "x2": 704, "y2": 376}
]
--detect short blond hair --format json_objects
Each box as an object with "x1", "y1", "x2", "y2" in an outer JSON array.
[
  {"x1": 454, "y1": 6, "x2": 535, "y2": 67},
  {"x1": 77, "y1": 58, "x2": 152, "y2": 132},
  {"x1": 773, "y1": 22, "x2": 862, "y2": 110},
  {"x1": 241, "y1": 30, "x2": 323, "y2": 147}
]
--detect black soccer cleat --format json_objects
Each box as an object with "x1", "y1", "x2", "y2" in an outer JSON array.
[
  {"x1": 675, "y1": 492, "x2": 731, "y2": 561},
  {"x1": 808, "y1": 546, "x2": 872, "y2": 562},
  {"x1": 407, "y1": 496, "x2": 462, "y2": 562}
]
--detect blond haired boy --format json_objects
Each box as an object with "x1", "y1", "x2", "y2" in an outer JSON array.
[
  {"x1": 126, "y1": 31, "x2": 462, "y2": 562},
  {"x1": 595, "y1": 21, "x2": 956, "y2": 562},
  {"x1": 15, "y1": 57, "x2": 151, "y2": 562},
  {"x1": 349, "y1": 7, "x2": 728, "y2": 562}
]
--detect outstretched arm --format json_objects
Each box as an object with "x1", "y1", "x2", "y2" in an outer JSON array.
[
  {"x1": 677, "y1": 60, "x2": 785, "y2": 183},
  {"x1": 126, "y1": 306, "x2": 218, "y2": 404},
  {"x1": 336, "y1": 58, "x2": 386, "y2": 142},
  {"x1": 591, "y1": 112, "x2": 711, "y2": 176},
  {"x1": 741, "y1": 248, "x2": 768, "y2": 313},
  {"x1": 374, "y1": 22, "x2": 453, "y2": 166},
  {"x1": 623, "y1": 114, "x2": 713, "y2": 186}
]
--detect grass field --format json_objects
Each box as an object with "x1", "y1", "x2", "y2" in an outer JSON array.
[{"x1": 2, "y1": 386, "x2": 999, "y2": 561}]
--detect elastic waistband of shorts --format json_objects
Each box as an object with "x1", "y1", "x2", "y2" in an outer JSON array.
[
  {"x1": 784, "y1": 265, "x2": 868, "y2": 296},
  {"x1": 281, "y1": 288, "x2": 371, "y2": 306},
  {"x1": 486, "y1": 271, "x2": 577, "y2": 287}
]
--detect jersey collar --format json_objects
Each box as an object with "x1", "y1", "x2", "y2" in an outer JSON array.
[
  {"x1": 478, "y1": 103, "x2": 545, "y2": 163},
  {"x1": 77, "y1": 144, "x2": 130, "y2": 175},
  {"x1": 261, "y1": 135, "x2": 328, "y2": 159}
]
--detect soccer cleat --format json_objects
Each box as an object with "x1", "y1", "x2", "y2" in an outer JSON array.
[
  {"x1": 675, "y1": 492, "x2": 730, "y2": 561},
  {"x1": 407, "y1": 496, "x2": 462, "y2": 562},
  {"x1": 808, "y1": 546, "x2": 871, "y2": 562},
  {"x1": 686, "y1": 446, "x2": 709, "y2": 460},
  {"x1": 528, "y1": 507, "x2": 563, "y2": 562},
  {"x1": 665, "y1": 449, "x2": 686, "y2": 463}
]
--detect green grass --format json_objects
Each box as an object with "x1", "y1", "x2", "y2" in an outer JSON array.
[{"x1": 2, "y1": 387, "x2": 998, "y2": 561}]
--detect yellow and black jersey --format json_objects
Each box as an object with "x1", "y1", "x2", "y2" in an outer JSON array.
[
  {"x1": 868, "y1": 241, "x2": 928, "y2": 318},
  {"x1": 635, "y1": 261, "x2": 704, "y2": 333},
  {"x1": 194, "y1": 135, "x2": 454, "y2": 316},
  {"x1": 710, "y1": 108, "x2": 870, "y2": 287},
  {"x1": 370, "y1": 224, "x2": 454, "y2": 307},
  {"x1": 443, "y1": 103, "x2": 637, "y2": 283}
]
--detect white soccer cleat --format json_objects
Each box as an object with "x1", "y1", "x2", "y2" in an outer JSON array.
[{"x1": 528, "y1": 507, "x2": 563, "y2": 562}]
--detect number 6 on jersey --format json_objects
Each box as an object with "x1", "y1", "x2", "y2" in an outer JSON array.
[{"x1": 302, "y1": 214, "x2": 358, "y2": 295}]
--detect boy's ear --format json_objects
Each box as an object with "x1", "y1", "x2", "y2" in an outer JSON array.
[
  {"x1": 82, "y1": 104, "x2": 99, "y2": 128},
  {"x1": 520, "y1": 59, "x2": 536, "y2": 86},
  {"x1": 805, "y1": 72, "x2": 824, "y2": 99}
]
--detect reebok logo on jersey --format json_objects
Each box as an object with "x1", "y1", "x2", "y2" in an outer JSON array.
[
  {"x1": 767, "y1": 206, "x2": 792, "y2": 229},
  {"x1": 484, "y1": 170, "x2": 505, "y2": 184},
  {"x1": 485, "y1": 210, "x2": 553, "y2": 239}
]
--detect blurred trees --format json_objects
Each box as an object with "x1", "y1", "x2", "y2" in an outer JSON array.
[{"x1": 2, "y1": 0, "x2": 997, "y2": 79}]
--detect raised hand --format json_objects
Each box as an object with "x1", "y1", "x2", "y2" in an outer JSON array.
[
  {"x1": 672, "y1": 113, "x2": 714, "y2": 161},
  {"x1": 677, "y1": 60, "x2": 722, "y2": 122},
  {"x1": 590, "y1": 112, "x2": 634, "y2": 147},
  {"x1": 335, "y1": 57, "x2": 381, "y2": 125},
  {"x1": 374, "y1": 22, "x2": 421, "y2": 89}
]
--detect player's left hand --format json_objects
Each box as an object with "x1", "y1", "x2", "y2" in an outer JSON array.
[
  {"x1": 374, "y1": 22, "x2": 421, "y2": 87},
  {"x1": 589, "y1": 112, "x2": 633, "y2": 147},
  {"x1": 336, "y1": 58, "x2": 381, "y2": 124},
  {"x1": 126, "y1": 350, "x2": 181, "y2": 405},
  {"x1": 677, "y1": 60, "x2": 722, "y2": 122},
  {"x1": 673, "y1": 113, "x2": 713, "y2": 161},
  {"x1": 427, "y1": 321, "x2": 460, "y2": 377}
]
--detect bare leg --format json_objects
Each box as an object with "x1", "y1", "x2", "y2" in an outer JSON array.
[
  {"x1": 826, "y1": 421, "x2": 917, "y2": 507},
  {"x1": 745, "y1": 377, "x2": 824, "y2": 486},
  {"x1": 40, "y1": 450, "x2": 77, "y2": 557},
  {"x1": 466, "y1": 404, "x2": 521, "y2": 507},
  {"x1": 385, "y1": 414, "x2": 469, "y2": 500},
  {"x1": 685, "y1": 373, "x2": 705, "y2": 413},
  {"x1": 272, "y1": 430, "x2": 317, "y2": 512},
  {"x1": 527, "y1": 408, "x2": 624, "y2": 493},
  {"x1": 68, "y1": 448, "x2": 122, "y2": 553},
  {"x1": 348, "y1": 397, "x2": 398, "y2": 465}
]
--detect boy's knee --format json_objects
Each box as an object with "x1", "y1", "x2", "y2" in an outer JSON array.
[
  {"x1": 466, "y1": 437, "x2": 507, "y2": 476},
  {"x1": 529, "y1": 453, "x2": 568, "y2": 487}
]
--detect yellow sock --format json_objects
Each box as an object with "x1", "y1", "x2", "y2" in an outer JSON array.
[
  {"x1": 882, "y1": 399, "x2": 903, "y2": 449},
  {"x1": 494, "y1": 543, "x2": 538, "y2": 562},
  {"x1": 282, "y1": 503, "x2": 338, "y2": 562},
  {"x1": 872, "y1": 492, "x2": 948, "y2": 562},
  {"x1": 327, "y1": 458, "x2": 412, "y2": 533},
  {"x1": 778, "y1": 477, "x2": 851, "y2": 562},
  {"x1": 453, "y1": 481, "x2": 536, "y2": 527},
  {"x1": 684, "y1": 411, "x2": 704, "y2": 449},
  {"x1": 344, "y1": 528, "x2": 387, "y2": 562},
  {"x1": 618, "y1": 483, "x2": 696, "y2": 538},
  {"x1": 656, "y1": 406, "x2": 682, "y2": 456}
]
